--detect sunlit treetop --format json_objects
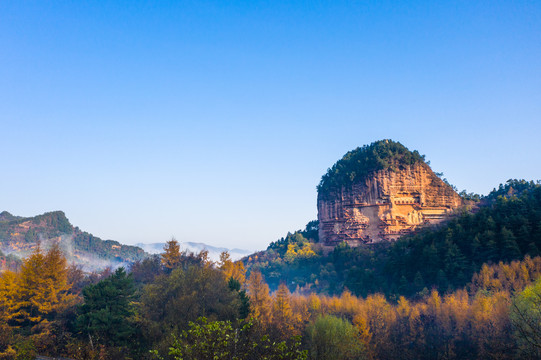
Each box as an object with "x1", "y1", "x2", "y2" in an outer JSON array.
[{"x1": 317, "y1": 139, "x2": 426, "y2": 195}]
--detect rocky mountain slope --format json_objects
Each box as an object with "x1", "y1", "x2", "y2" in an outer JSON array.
[{"x1": 317, "y1": 140, "x2": 463, "y2": 245}]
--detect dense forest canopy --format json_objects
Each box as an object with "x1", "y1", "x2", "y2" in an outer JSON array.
[
  {"x1": 317, "y1": 140, "x2": 426, "y2": 195},
  {"x1": 2, "y1": 236, "x2": 541, "y2": 359}
]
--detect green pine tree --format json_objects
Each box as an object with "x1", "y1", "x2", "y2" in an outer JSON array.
[
  {"x1": 76, "y1": 267, "x2": 135, "y2": 348},
  {"x1": 500, "y1": 227, "x2": 522, "y2": 261}
]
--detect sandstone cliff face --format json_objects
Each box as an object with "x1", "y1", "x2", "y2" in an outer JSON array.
[{"x1": 318, "y1": 163, "x2": 462, "y2": 246}]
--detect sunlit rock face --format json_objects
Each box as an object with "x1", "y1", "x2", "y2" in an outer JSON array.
[{"x1": 318, "y1": 163, "x2": 462, "y2": 246}]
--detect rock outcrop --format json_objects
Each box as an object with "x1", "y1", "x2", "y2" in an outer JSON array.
[{"x1": 317, "y1": 141, "x2": 462, "y2": 246}]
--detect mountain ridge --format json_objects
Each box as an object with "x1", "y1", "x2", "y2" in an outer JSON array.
[
  {"x1": 0, "y1": 210, "x2": 253, "y2": 270},
  {"x1": 0, "y1": 210, "x2": 147, "y2": 271}
]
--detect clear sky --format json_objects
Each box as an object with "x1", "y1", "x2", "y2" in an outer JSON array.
[{"x1": 1, "y1": 1, "x2": 540, "y2": 251}]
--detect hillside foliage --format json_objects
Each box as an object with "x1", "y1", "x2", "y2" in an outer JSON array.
[
  {"x1": 0, "y1": 178, "x2": 540, "y2": 358},
  {"x1": 317, "y1": 140, "x2": 426, "y2": 195},
  {"x1": 1, "y1": 243, "x2": 541, "y2": 359},
  {"x1": 248, "y1": 180, "x2": 541, "y2": 298},
  {"x1": 0, "y1": 211, "x2": 147, "y2": 271}
]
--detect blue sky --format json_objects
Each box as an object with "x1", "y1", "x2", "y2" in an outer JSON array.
[{"x1": 1, "y1": 1, "x2": 540, "y2": 251}]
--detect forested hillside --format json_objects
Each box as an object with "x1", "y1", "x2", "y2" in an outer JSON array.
[
  {"x1": 0, "y1": 211, "x2": 147, "y2": 271},
  {"x1": 1, "y1": 168, "x2": 540, "y2": 359},
  {"x1": 246, "y1": 180, "x2": 541, "y2": 297},
  {"x1": 2, "y1": 238, "x2": 541, "y2": 359}
]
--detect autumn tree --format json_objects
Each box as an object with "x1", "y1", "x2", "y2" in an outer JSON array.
[
  {"x1": 386, "y1": 296, "x2": 423, "y2": 360},
  {"x1": 8, "y1": 246, "x2": 47, "y2": 327},
  {"x1": 139, "y1": 262, "x2": 240, "y2": 358},
  {"x1": 130, "y1": 255, "x2": 163, "y2": 285},
  {"x1": 218, "y1": 251, "x2": 246, "y2": 284},
  {"x1": 161, "y1": 238, "x2": 182, "y2": 271},
  {"x1": 272, "y1": 283, "x2": 294, "y2": 338},
  {"x1": 359, "y1": 294, "x2": 395, "y2": 359},
  {"x1": 0, "y1": 271, "x2": 17, "y2": 324},
  {"x1": 247, "y1": 270, "x2": 272, "y2": 327},
  {"x1": 8, "y1": 244, "x2": 77, "y2": 331},
  {"x1": 0, "y1": 271, "x2": 16, "y2": 356},
  {"x1": 0, "y1": 243, "x2": 80, "y2": 355}
]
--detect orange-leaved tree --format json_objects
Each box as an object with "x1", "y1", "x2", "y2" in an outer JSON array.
[
  {"x1": 161, "y1": 238, "x2": 181, "y2": 270},
  {"x1": 218, "y1": 251, "x2": 246, "y2": 285},
  {"x1": 247, "y1": 270, "x2": 272, "y2": 328},
  {"x1": 0, "y1": 242, "x2": 79, "y2": 353},
  {"x1": 272, "y1": 283, "x2": 294, "y2": 337}
]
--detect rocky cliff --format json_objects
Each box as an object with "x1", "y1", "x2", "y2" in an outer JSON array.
[{"x1": 317, "y1": 141, "x2": 462, "y2": 246}]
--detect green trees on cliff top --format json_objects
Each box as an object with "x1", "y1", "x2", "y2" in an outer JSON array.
[{"x1": 317, "y1": 140, "x2": 426, "y2": 195}]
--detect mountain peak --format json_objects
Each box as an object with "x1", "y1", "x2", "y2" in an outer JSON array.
[
  {"x1": 0, "y1": 211, "x2": 18, "y2": 222},
  {"x1": 317, "y1": 139, "x2": 426, "y2": 195},
  {"x1": 317, "y1": 141, "x2": 462, "y2": 245}
]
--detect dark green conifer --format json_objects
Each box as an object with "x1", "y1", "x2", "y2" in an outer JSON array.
[
  {"x1": 500, "y1": 227, "x2": 522, "y2": 261},
  {"x1": 398, "y1": 275, "x2": 409, "y2": 295},
  {"x1": 413, "y1": 272, "x2": 424, "y2": 292},
  {"x1": 76, "y1": 267, "x2": 135, "y2": 347}
]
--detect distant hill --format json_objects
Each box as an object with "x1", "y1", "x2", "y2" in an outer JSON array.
[
  {"x1": 0, "y1": 211, "x2": 147, "y2": 271},
  {"x1": 137, "y1": 241, "x2": 252, "y2": 261}
]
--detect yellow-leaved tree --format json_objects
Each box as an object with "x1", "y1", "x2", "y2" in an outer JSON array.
[
  {"x1": 0, "y1": 270, "x2": 17, "y2": 353},
  {"x1": 0, "y1": 242, "x2": 80, "y2": 354},
  {"x1": 6, "y1": 243, "x2": 78, "y2": 333},
  {"x1": 218, "y1": 251, "x2": 246, "y2": 284},
  {"x1": 247, "y1": 270, "x2": 272, "y2": 328},
  {"x1": 272, "y1": 283, "x2": 294, "y2": 338},
  {"x1": 0, "y1": 271, "x2": 17, "y2": 323},
  {"x1": 161, "y1": 238, "x2": 181, "y2": 270}
]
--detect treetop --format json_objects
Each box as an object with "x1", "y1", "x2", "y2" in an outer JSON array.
[{"x1": 317, "y1": 139, "x2": 426, "y2": 195}]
